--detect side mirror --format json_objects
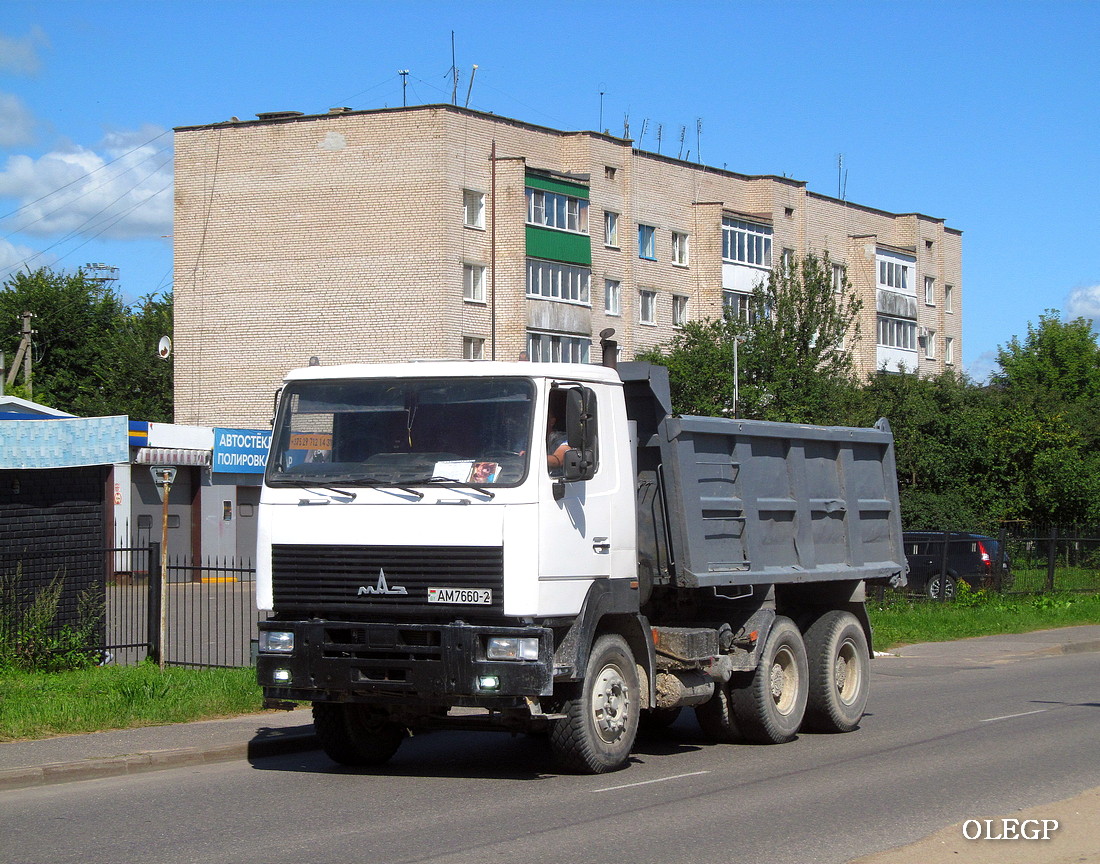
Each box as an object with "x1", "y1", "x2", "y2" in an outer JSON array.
[{"x1": 564, "y1": 387, "x2": 597, "y2": 482}]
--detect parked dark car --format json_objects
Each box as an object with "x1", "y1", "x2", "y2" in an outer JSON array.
[{"x1": 902, "y1": 532, "x2": 1012, "y2": 599}]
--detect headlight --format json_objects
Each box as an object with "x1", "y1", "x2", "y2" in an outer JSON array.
[
  {"x1": 259, "y1": 630, "x2": 295, "y2": 653},
  {"x1": 486, "y1": 636, "x2": 540, "y2": 661}
]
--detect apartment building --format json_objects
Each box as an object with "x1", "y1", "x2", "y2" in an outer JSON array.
[{"x1": 173, "y1": 104, "x2": 962, "y2": 427}]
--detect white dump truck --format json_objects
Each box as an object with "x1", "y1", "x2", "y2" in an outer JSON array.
[{"x1": 256, "y1": 353, "x2": 906, "y2": 773}]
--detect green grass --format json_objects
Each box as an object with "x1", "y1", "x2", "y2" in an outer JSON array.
[
  {"x1": 868, "y1": 590, "x2": 1100, "y2": 653},
  {"x1": 0, "y1": 663, "x2": 264, "y2": 742}
]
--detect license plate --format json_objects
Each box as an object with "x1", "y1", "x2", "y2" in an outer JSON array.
[{"x1": 427, "y1": 587, "x2": 492, "y2": 605}]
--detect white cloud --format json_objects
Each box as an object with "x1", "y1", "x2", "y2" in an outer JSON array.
[
  {"x1": 1066, "y1": 284, "x2": 1100, "y2": 325},
  {"x1": 0, "y1": 126, "x2": 173, "y2": 243},
  {"x1": 0, "y1": 27, "x2": 48, "y2": 76},
  {"x1": 0, "y1": 236, "x2": 56, "y2": 282},
  {"x1": 966, "y1": 349, "x2": 999, "y2": 385},
  {"x1": 0, "y1": 92, "x2": 37, "y2": 147}
]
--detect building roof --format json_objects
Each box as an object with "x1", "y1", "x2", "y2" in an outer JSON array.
[{"x1": 0, "y1": 395, "x2": 75, "y2": 420}]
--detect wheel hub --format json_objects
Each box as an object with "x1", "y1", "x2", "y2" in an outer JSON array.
[{"x1": 592, "y1": 664, "x2": 630, "y2": 743}]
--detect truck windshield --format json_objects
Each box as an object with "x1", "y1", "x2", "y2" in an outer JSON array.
[{"x1": 266, "y1": 377, "x2": 535, "y2": 488}]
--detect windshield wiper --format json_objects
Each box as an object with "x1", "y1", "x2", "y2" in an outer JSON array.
[
  {"x1": 329, "y1": 474, "x2": 426, "y2": 500},
  {"x1": 420, "y1": 476, "x2": 496, "y2": 499},
  {"x1": 278, "y1": 478, "x2": 357, "y2": 500}
]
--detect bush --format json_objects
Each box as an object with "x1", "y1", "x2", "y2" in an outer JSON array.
[{"x1": 0, "y1": 566, "x2": 105, "y2": 673}]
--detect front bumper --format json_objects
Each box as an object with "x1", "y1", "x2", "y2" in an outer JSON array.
[{"x1": 257, "y1": 619, "x2": 555, "y2": 704}]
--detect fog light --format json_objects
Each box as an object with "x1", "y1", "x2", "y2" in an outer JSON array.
[
  {"x1": 478, "y1": 675, "x2": 500, "y2": 690},
  {"x1": 272, "y1": 668, "x2": 292, "y2": 684},
  {"x1": 486, "y1": 637, "x2": 540, "y2": 661},
  {"x1": 259, "y1": 631, "x2": 294, "y2": 653}
]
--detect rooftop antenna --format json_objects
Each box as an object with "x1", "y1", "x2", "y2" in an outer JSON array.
[
  {"x1": 464, "y1": 64, "x2": 478, "y2": 107},
  {"x1": 623, "y1": 112, "x2": 629, "y2": 139},
  {"x1": 639, "y1": 118, "x2": 648, "y2": 148},
  {"x1": 837, "y1": 153, "x2": 848, "y2": 201},
  {"x1": 398, "y1": 69, "x2": 409, "y2": 106},
  {"x1": 677, "y1": 125, "x2": 686, "y2": 159},
  {"x1": 656, "y1": 123, "x2": 663, "y2": 155},
  {"x1": 696, "y1": 118, "x2": 703, "y2": 163},
  {"x1": 450, "y1": 31, "x2": 459, "y2": 105},
  {"x1": 598, "y1": 84, "x2": 606, "y2": 132}
]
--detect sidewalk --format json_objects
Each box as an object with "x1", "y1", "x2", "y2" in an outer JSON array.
[{"x1": 0, "y1": 705, "x2": 316, "y2": 791}]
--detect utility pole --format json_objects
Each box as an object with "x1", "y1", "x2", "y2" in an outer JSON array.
[{"x1": 5, "y1": 312, "x2": 35, "y2": 397}]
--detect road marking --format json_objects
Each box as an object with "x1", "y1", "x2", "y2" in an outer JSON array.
[
  {"x1": 591, "y1": 770, "x2": 710, "y2": 792},
  {"x1": 981, "y1": 708, "x2": 1048, "y2": 723}
]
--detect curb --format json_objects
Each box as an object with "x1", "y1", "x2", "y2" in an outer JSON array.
[{"x1": 0, "y1": 729, "x2": 318, "y2": 792}]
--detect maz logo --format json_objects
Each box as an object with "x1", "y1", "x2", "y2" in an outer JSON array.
[{"x1": 357, "y1": 569, "x2": 408, "y2": 596}]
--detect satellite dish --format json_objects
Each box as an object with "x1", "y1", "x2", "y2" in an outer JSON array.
[{"x1": 157, "y1": 336, "x2": 172, "y2": 359}]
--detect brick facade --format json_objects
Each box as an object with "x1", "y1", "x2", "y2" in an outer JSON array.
[{"x1": 173, "y1": 105, "x2": 962, "y2": 427}]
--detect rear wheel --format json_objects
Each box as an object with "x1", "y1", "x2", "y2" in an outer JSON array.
[
  {"x1": 728, "y1": 617, "x2": 808, "y2": 744},
  {"x1": 926, "y1": 573, "x2": 957, "y2": 601},
  {"x1": 802, "y1": 611, "x2": 869, "y2": 733},
  {"x1": 312, "y1": 702, "x2": 406, "y2": 766},
  {"x1": 550, "y1": 634, "x2": 639, "y2": 774},
  {"x1": 695, "y1": 677, "x2": 744, "y2": 743}
]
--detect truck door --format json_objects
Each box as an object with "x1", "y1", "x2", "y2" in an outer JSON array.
[{"x1": 539, "y1": 384, "x2": 616, "y2": 592}]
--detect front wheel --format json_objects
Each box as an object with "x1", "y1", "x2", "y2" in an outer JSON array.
[
  {"x1": 312, "y1": 702, "x2": 406, "y2": 767},
  {"x1": 728, "y1": 616, "x2": 808, "y2": 744},
  {"x1": 802, "y1": 611, "x2": 869, "y2": 733},
  {"x1": 550, "y1": 634, "x2": 640, "y2": 774}
]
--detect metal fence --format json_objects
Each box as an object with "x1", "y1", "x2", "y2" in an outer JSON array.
[
  {"x1": 2, "y1": 543, "x2": 268, "y2": 669},
  {"x1": 880, "y1": 526, "x2": 1100, "y2": 603}
]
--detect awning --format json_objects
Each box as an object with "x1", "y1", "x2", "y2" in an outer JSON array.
[{"x1": 134, "y1": 447, "x2": 211, "y2": 467}]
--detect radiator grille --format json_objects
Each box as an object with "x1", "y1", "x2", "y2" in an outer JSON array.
[{"x1": 271, "y1": 544, "x2": 505, "y2": 618}]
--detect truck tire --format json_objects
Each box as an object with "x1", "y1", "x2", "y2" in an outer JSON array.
[
  {"x1": 312, "y1": 702, "x2": 406, "y2": 767},
  {"x1": 694, "y1": 678, "x2": 743, "y2": 743},
  {"x1": 802, "y1": 610, "x2": 869, "y2": 733},
  {"x1": 728, "y1": 616, "x2": 808, "y2": 744},
  {"x1": 550, "y1": 634, "x2": 639, "y2": 774}
]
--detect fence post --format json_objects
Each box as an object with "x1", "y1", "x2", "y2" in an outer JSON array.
[
  {"x1": 938, "y1": 530, "x2": 951, "y2": 602},
  {"x1": 148, "y1": 542, "x2": 162, "y2": 664},
  {"x1": 994, "y1": 526, "x2": 1008, "y2": 592},
  {"x1": 1046, "y1": 526, "x2": 1058, "y2": 592}
]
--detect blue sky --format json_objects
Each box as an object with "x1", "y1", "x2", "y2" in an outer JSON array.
[{"x1": 2, "y1": 0, "x2": 1098, "y2": 381}]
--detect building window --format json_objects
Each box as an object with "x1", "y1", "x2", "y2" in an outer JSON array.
[
  {"x1": 782, "y1": 248, "x2": 795, "y2": 270},
  {"x1": 526, "y1": 188, "x2": 588, "y2": 233},
  {"x1": 945, "y1": 336, "x2": 955, "y2": 365},
  {"x1": 463, "y1": 263, "x2": 486, "y2": 303},
  {"x1": 672, "y1": 295, "x2": 688, "y2": 327},
  {"x1": 877, "y1": 315, "x2": 917, "y2": 350},
  {"x1": 527, "y1": 330, "x2": 590, "y2": 364},
  {"x1": 604, "y1": 211, "x2": 619, "y2": 248},
  {"x1": 463, "y1": 189, "x2": 485, "y2": 229},
  {"x1": 722, "y1": 218, "x2": 772, "y2": 267},
  {"x1": 605, "y1": 279, "x2": 621, "y2": 316},
  {"x1": 463, "y1": 337, "x2": 485, "y2": 360},
  {"x1": 878, "y1": 258, "x2": 911, "y2": 291},
  {"x1": 526, "y1": 258, "x2": 591, "y2": 304},
  {"x1": 832, "y1": 263, "x2": 847, "y2": 292},
  {"x1": 945, "y1": 284, "x2": 954, "y2": 313},
  {"x1": 672, "y1": 231, "x2": 689, "y2": 266},
  {"x1": 924, "y1": 276, "x2": 935, "y2": 306},
  {"x1": 923, "y1": 328, "x2": 937, "y2": 359},
  {"x1": 638, "y1": 224, "x2": 656, "y2": 261},
  {"x1": 723, "y1": 290, "x2": 752, "y2": 322},
  {"x1": 639, "y1": 289, "x2": 657, "y2": 325}
]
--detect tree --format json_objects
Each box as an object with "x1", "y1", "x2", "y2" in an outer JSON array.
[
  {"x1": 639, "y1": 252, "x2": 863, "y2": 424},
  {"x1": 0, "y1": 267, "x2": 173, "y2": 421},
  {"x1": 992, "y1": 310, "x2": 1100, "y2": 405}
]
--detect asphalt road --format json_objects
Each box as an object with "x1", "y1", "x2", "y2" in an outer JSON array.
[{"x1": 2, "y1": 642, "x2": 1098, "y2": 864}]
